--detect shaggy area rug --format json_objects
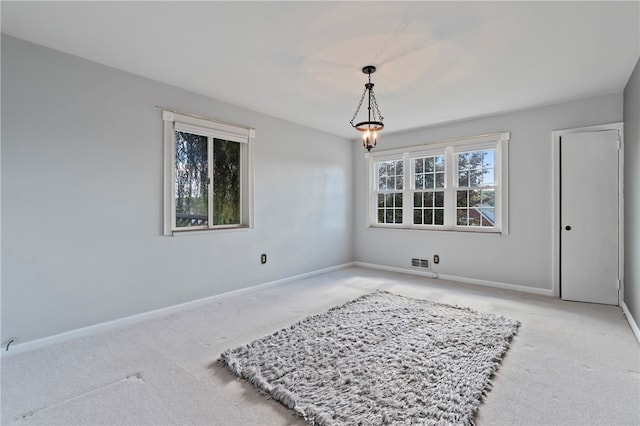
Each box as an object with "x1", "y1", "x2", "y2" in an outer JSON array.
[{"x1": 219, "y1": 291, "x2": 520, "y2": 425}]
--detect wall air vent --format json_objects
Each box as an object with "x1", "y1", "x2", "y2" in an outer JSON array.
[{"x1": 411, "y1": 258, "x2": 430, "y2": 269}]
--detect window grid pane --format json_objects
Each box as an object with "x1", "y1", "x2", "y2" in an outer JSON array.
[
  {"x1": 377, "y1": 159, "x2": 404, "y2": 191},
  {"x1": 457, "y1": 149, "x2": 495, "y2": 188},
  {"x1": 456, "y1": 189, "x2": 495, "y2": 227},
  {"x1": 414, "y1": 155, "x2": 445, "y2": 190},
  {"x1": 377, "y1": 191, "x2": 403, "y2": 224},
  {"x1": 413, "y1": 190, "x2": 444, "y2": 226}
]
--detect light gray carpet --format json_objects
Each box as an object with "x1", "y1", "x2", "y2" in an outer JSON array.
[
  {"x1": 2, "y1": 267, "x2": 639, "y2": 425},
  {"x1": 219, "y1": 291, "x2": 520, "y2": 425}
]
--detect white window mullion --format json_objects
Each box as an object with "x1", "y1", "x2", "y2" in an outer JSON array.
[
  {"x1": 239, "y1": 142, "x2": 245, "y2": 225},
  {"x1": 492, "y1": 143, "x2": 501, "y2": 232},
  {"x1": 498, "y1": 137, "x2": 508, "y2": 234},
  {"x1": 443, "y1": 146, "x2": 456, "y2": 229},
  {"x1": 239, "y1": 129, "x2": 255, "y2": 228},
  {"x1": 368, "y1": 156, "x2": 376, "y2": 226},
  {"x1": 403, "y1": 153, "x2": 411, "y2": 226},
  {"x1": 165, "y1": 121, "x2": 177, "y2": 235}
]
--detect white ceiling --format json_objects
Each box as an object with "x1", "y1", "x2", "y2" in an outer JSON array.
[{"x1": 2, "y1": 1, "x2": 639, "y2": 139}]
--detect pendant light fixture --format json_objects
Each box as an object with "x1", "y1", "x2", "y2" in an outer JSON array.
[{"x1": 349, "y1": 65, "x2": 384, "y2": 152}]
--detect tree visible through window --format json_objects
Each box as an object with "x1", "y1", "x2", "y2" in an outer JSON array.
[
  {"x1": 456, "y1": 150, "x2": 495, "y2": 227},
  {"x1": 163, "y1": 110, "x2": 253, "y2": 234},
  {"x1": 366, "y1": 132, "x2": 509, "y2": 233},
  {"x1": 413, "y1": 155, "x2": 445, "y2": 225},
  {"x1": 212, "y1": 138, "x2": 240, "y2": 225},
  {"x1": 174, "y1": 133, "x2": 240, "y2": 228},
  {"x1": 175, "y1": 132, "x2": 208, "y2": 227},
  {"x1": 375, "y1": 159, "x2": 404, "y2": 224}
]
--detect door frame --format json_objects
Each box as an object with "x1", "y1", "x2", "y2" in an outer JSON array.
[{"x1": 551, "y1": 122, "x2": 624, "y2": 302}]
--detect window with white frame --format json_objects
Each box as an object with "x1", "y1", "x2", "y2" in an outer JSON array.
[
  {"x1": 163, "y1": 111, "x2": 254, "y2": 235},
  {"x1": 367, "y1": 132, "x2": 509, "y2": 233},
  {"x1": 455, "y1": 149, "x2": 495, "y2": 227},
  {"x1": 375, "y1": 159, "x2": 404, "y2": 224},
  {"x1": 413, "y1": 154, "x2": 445, "y2": 225}
]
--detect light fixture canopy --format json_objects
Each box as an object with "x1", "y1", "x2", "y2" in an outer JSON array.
[{"x1": 350, "y1": 65, "x2": 384, "y2": 152}]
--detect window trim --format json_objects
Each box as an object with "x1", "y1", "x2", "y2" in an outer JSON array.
[
  {"x1": 163, "y1": 110, "x2": 255, "y2": 235},
  {"x1": 365, "y1": 132, "x2": 509, "y2": 234}
]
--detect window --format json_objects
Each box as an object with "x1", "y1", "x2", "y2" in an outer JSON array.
[
  {"x1": 413, "y1": 154, "x2": 445, "y2": 225},
  {"x1": 456, "y1": 149, "x2": 495, "y2": 227},
  {"x1": 367, "y1": 132, "x2": 509, "y2": 233},
  {"x1": 375, "y1": 159, "x2": 404, "y2": 224},
  {"x1": 163, "y1": 111, "x2": 254, "y2": 234}
]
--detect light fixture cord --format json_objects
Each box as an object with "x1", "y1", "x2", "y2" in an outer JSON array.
[{"x1": 367, "y1": 74, "x2": 372, "y2": 124}]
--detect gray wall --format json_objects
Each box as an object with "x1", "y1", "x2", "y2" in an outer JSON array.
[
  {"x1": 1, "y1": 35, "x2": 354, "y2": 344},
  {"x1": 2, "y1": 32, "x2": 634, "y2": 345},
  {"x1": 624, "y1": 57, "x2": 640, "y2": 325},
  {"x1": 353, "y1": 93, "x2": 623, "y2": 291}
]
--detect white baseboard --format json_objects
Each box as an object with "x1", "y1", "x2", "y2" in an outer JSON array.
[
  {"x1": 3, "y1": 262, "x2": 355, "y2": 357},
  {"x1": 354, "y1": 262, "x2": 554, "y2": 297},
  {"x1": 621, "y1": 300, "x2": 640, "y2": 345},
  {"x1": 354, "y1": 261, "x2": 438, "y2": 279},
  {"x1": 356, "y1": 262, "x2": 639, "y2": 344}
]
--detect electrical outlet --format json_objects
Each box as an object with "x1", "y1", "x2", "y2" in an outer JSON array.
[{"x1": 261, "y1": 253, "x2": 267, "y2": 264}]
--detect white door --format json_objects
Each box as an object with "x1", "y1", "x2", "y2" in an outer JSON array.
[{"x1": 561, "y1": 130, "x2": 619, "y2": 305}]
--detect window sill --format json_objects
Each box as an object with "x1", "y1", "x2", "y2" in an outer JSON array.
[
  {"x1": 170, "y1": 226, "x2": 251, "y2": 236},
  {"x1": 367, "y1": 224, "x2": 504, "y2": 235}
]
